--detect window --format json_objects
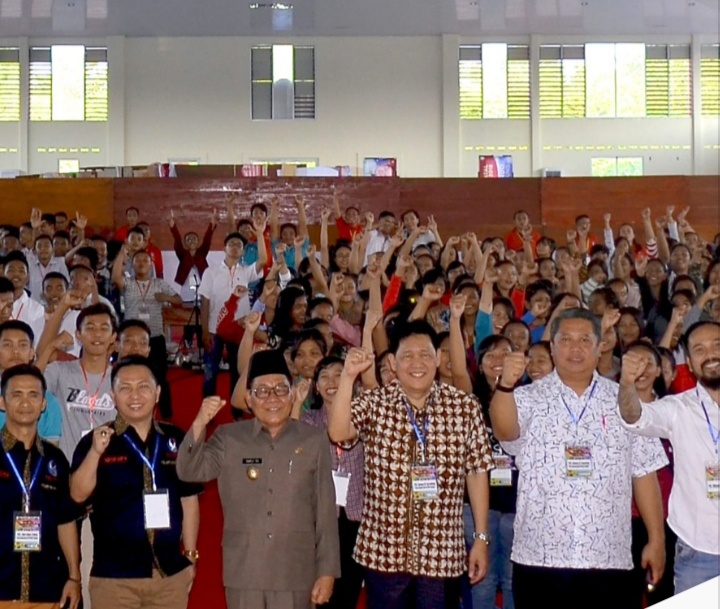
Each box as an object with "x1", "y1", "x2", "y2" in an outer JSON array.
[
  {"x1": 540, "y1": 43, "x2": 691, "y2": 118},
  {"x1": 701, "y1": 44, "x2": 720, "y2": 117},
  {"x1": 459, "y1": 44, "x2": 530, "y2": 120},
  {"x1": 251, "y1": 45, "x2": 315, "y2": 120},
  {"x1": 0, "y1": 47, "x2": 20, "y2": 122},
  {"x1": 591, "y1": 157, "x2": 643, "y2": 177},
  {"x1": 29, "y1": 45, "x2": 108, "y2": 122}
]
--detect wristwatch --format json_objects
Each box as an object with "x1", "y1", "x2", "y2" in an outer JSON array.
[
  {"x1": 472, "y1": 532, "x2": 491, "y2": 544},
  {"x1": 183, "y1": 549, "x2": 200, "y2": 560}
]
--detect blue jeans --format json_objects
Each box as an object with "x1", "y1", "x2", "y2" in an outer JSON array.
[
  {"x1": 202, "y1": 334, "x2": 239, "y2": 397},
  {"x1": 674, "y1": 536, "x2": 720, "y2": 595},
  {"x1": 463, "y1": 505, "x2": 515, "y2": 609}
]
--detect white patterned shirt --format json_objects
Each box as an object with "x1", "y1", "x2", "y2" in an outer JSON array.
[
  {"x1": 501, "y1": 370, "x2": 668, "y2": 570},
  {"x1": 620, "y1": 384, "x2": 720, "y2": 555}
]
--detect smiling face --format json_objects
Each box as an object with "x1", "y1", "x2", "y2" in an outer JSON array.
[
  {"x1": 77, "y1": 313, "x2": 116, "y2": 357},
  {"x1": 246, "y1": 374, "x2": 293, "y2": 435},
  {"x1": 389, "y1": 334, "x2": 440, "y2": 396},
  {"x1": 686, "y1": 324, "x2": 720, "y2": 390},
  {"x1": 293, "y1": 339, "x2": 325, "y2": 380},
  {"x1": 112, "y1": 364, "x2": 160, "y2": 424},
  {"x1": 481, "y1": 339, "x2": 512, "y2": 381},
  {"x1": 527, "y1": 344, "x2": 554, "y2": 382},
  {"x1": 291, "y1": 295, "x2": 308, "y2": 326},
  {"x1": 551, "y1": 318, "x2": 601, "y2": 380},
  {"x1": 316, "y1": 363, "x2": 342, "y2": 405},
  {"x1": 43, "y1": 277, "x2": 67, "y2": 309},
  {"x1": 618, "y1": 313, "x2": 641, "y2": 346}
]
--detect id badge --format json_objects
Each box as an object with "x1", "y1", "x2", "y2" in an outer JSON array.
[
  {"x1": 138, "y1": 306, "x2": 150, "y2": 322},
  {"x1": 332, "y1": 470, "x2": 351, "y2": 508},
  {"x1": 143, "y1": 490, "x2": 171, "y2": 530},
  {"x1": 410, "y1": 463, "x2": 439, "y2": 502},
  {"x1": 705, "y1": 462, "x2": 720, "y2": 500},
  {"x1": 490, "y1": 455, "x2": 514, "y2": 487},
  {"x1": 565, "y1": 445, "x2": 593, "y2": 478},
  {"x1": 13, "y1": 511, "x2": 42, "y2": 552}
]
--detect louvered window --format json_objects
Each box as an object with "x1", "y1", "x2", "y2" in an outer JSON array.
[
  {"x1": 251, "y1": 45, "x2": 315, "y2": 120},
  {"x1": 701, "y1": 44, "x2": 720, "y2": 116},
  {"x1": 645, "y1": 44, "x2": 691, "y2": 117},
  {"x1": 85, "y1": 47, "x2": 108, "y2": 121},
  {"x1": 507, "y1": 45, "x2": 530, "y2": 119},
  {"x1": 459, "y1": 46, "x2": 482, "y2": 119},
  {"x1": 0, "y1": 48, "x2": 20, "y2": 122},
  {"x1": 539, "y1": 45, "x2": 586, "y2": 118}
]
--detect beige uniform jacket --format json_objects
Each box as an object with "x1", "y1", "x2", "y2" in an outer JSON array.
[{"x1": 176, "y1": 418, "x2": 341, "y2": 592}]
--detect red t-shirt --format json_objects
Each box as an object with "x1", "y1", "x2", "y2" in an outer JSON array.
[{"x1": 336, "y1": 217, "x2": 363, "y2": 242}]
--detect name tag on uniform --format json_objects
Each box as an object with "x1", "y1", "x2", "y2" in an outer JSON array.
[
  {"x1": 14, "y1": 511, "x2": 42, "y2": 552},
  {"x1": 138, "y1": 305, "x2": 150, "y2": 322},
  {"x1": 143, "y1": 490, "x2": 170, "y2": 530},
  {"x1": 410, "y1": 463, "x2": 439, "y2": 501},
  {"x1": 332, "y1": 471, "x2": 351, "y2": 507},
  {"x1": 706, "y1": 462, "x2": 720, "y2": 500},
  {"x1": 242, "y1": 458, "x2": 263, "y2": 465},
  {"x1": 490, "y1": 455, "x2": 514, "y2": 487},
  {"x1": 565, "y1": 445, "x2": 593, "y2": 478}
]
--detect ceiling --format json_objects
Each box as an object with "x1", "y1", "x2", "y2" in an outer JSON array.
[{"x1": 0, "y1": 0, "x2": 718, "y2": 38}]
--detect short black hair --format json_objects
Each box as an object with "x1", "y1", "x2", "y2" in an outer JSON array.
[
  {"x1": 681, "y1": 321, "x2": 720, "y2": 356},
  {"x1": 401, "y1": 209, "x2": 419, "y2": 221},
  {"x1": 54, "y1": 211, "x2": 68, "y2": 220},
  {"x1": 125, "y1": 206, "x2": 140, "y2": 215},
  {"x1": 111, "y1": 355, "x2": 159, "y2": 387},
  {"x1": 74, "y1": 246, "x2": 99, "y2": 270},
  {"x1": 2, "y1": 227, "x2": 19, "y2": 240},
  {"x1": 53, "y1": 230, "x2": 70, "y2": 242},
  {"x1": 575, "y1": 214, "x2": 590, "y2": 224},
  {"x1": 42, "y1": 272, "x2": 69, "y2": 289},
  {"x1": 389, "y1": 320, "x2": 437, "y2": 354},
  {"x1": 91, "y1": 234, "x2": 108, "y2": 244},
  {"x1": 290, "y1": 328, "x2": 328, "y2": 361},
  {"x1": 127, "y1": 227, "x2": 146, "y2": 239},
  {"x1": 308, "y1": 297, "x2": 334, "y2": 316},
  {"x1": 0, "y1": 320, "x2": 34, "y2": 344},
  {"x1": 4, "y1": 251, "x2": 28, "y2": 271},
  {"x1": 280, "y1": 222, "x2": 297, "y2": 235},
  {"x1": 40, "y1": 213, "x2": 56, "y2": 226},
  {"x1": 590, "y1": 286, "x2": 620, "y2": 309},
  {"x1": 68, "y1": 263, "x2": 95, "y2": 277},
  {"x1": 378, "y1": 211, "x2": 395, "y2": 221},
  {"x1": 117, "y1": 319, "x2": 151, "y2": 338},
  {"x1": 250, "y1": 203, "x2": 268, "y2": 215},
  {"x1": 33, "y1": 234, "x2": 52, "y2": 247},
  {"x1": 224, "y1": 231, "x2": 247, "y2": 246},
  {"x1": 1, "y1": 364, "x2": 46, "y2": 397},
  {"x1": 76, "y1": 303, "x2": 118, "y2": 334},
  {"x1": 0, "y1": 277, "x2": 14, "y2": 294},
  {"x1": 550, "y1": 307, "x2": 602, "y2": 343}
]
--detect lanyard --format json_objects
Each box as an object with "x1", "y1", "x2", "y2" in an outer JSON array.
[
  {"x1": 135, "y1": 279, "x2": 152, "y2": 303},
  {"x1": 228, "y1": 264, "x2": 238, "y2": 289},
  {"x1": 123, "y1": 434, "x2": 161, "y2": 491},
  {"x1": 4, "y1": 450, "x2": 43, "y2": 512},
  {"x1": 561, "y1": 381, "x2": 598, "y2": 427},
  {"x1": 12, "y1": 302, "x2": 24, "y2": 321},
  {"x1": 697, "y1": 389, "x2": 720, "y2": 455},
  {"x1": 404, "y1": 401, "x2": 430, "y2": 461},
  {"x1": 80, "y1": 364, "x2": 108, "y2": 427}
]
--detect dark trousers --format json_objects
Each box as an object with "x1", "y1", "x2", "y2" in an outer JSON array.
[
  {"x1": 513, "y1": 563, "x2": 635, "y2": 609},
  {"x1": 364, "y1": 570, "x2": 460, "y2": 609},
  {"x1": 202, "y1": 335, "x2": 239, "y2": 397},
  {"x1": 630, "y1": 518, "x2": 676, "y2": 606},
  {"x1": 150, "y1": 335, "x2": 172, "y2": 419},
  {"x1": 321, "y1": 509, "x2": 363, "y2": 609}
]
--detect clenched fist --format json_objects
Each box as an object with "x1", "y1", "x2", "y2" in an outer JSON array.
[
  {"x1": 500, "y1": 352, "x2": 528, "y2": 388},
  {"x1": 620, "y1": 351, "x2": 649, "y2": 386}
]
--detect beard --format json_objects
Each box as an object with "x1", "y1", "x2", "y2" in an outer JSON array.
[
  {"x1": 698, "y1": 358, "x2": 720, "y2": 390},
  {"x1": 700, "y1": 376, "x2": 720, "y2": 390}
]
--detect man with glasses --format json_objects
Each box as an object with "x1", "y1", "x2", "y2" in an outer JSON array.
[{"x1": 177, "y1": 349, "x2": 340, "y2": 609}]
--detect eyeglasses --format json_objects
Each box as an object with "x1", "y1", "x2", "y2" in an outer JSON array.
[{"x1": 251, "y1": 383, "x2": 291, "y2": 399}]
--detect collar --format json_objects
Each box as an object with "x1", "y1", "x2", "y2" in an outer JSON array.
[
  {"x1": 251, "y1": 416, "x2": 294, "y2": 440},
  {"x1": 697, "y1": 383, "x2": 720, "y2": 409},
  {"x1": 113, "y1": 415, "x2": 165, "y2": 438},
  {"x1": 1, "y1": 426, "x2": 45, "y2": 456},
  {"x1": 222, "y1": 259, "x2": 240, "y2": 271},
  {"x1": 553, "y1": 369, "x2": 601, "y2": 398},
  {"x1": 13, "y1": 290, "x2": 29, "y2": 306},
  {"x1": 397, "y1": 380, "x2": 439, "y2": 411}
]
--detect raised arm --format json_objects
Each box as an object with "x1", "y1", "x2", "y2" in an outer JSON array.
[
  {"x1": 360, "y1": 310, "x2": 382, "y2": 390},
  {"x1": 320, "y1": 207, "x2": 331, "y2": 269},
  {"x1": 295, "y1": 195, "x2": 309, "y2": 239},
  {"x1": 327, "y1": 348, "x2": 373, "y2": 443},
  {"x1": 618, "y1": 350, "x2": 649, "y2": 424},
  {"x1": 269, "y1": 197, "x2": 280, "y2": 241},
  {"x1": 449, "y1": 294, "x2": 473, "y2": 394},
  {"x1": 36, "y1": 291, "x2": 86, "y2": 368},
  {"x1": 306, "y1": 244, "x2": 330, "y2": 295},
  {"x1": 488, "y1": 352, "x2": 527, "y2": 441},
  {"x1": 111, "y1": 244, "x2": 128, "y2": 290},
  {"x1": 253, "y1": 217, "x2": 268, "y2": 272},
  {"x1": 70, "y1": 427, "x2": 114, "y2": 503},
  {"x1": 231, "y1": 311, "x2": 262, "y2": 412},
  {"x1": 427, "y1": 215, "x2": 442, "y2": 248}
]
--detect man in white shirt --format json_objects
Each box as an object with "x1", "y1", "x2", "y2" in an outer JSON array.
[
  {"x1": 4, "y1": 251, "x2": 46, "y2": 346},
  {"x1": 26, "y1": 235, "x2": 70, "y2": 301},
  {"x1": 198, "y1": 220, "x2": 267, "y2": 397},
  {"x1": 619, "y1": 320, "x2": 720, "y2": 595},
  {"x1": 364, "y1": 211, "x2": 397, "y2": 265},
  {"x1": 490, "y1": 308, "x2": 668, "y2": 609}
]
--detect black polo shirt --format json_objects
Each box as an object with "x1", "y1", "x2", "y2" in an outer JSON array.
[
  {"x1": 0, "y1": 427, "x2": 81, "y2": 602},
  {"x1": 70, "y1": 418, "x2": 202, "y2": 579}
]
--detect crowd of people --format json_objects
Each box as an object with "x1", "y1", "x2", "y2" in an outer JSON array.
[{"x1": 0, "y1": 191, "x2": 718, "y2": 609}]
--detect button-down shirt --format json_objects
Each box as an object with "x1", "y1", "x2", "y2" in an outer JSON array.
[
  {"x1": 349, "y1": 380, "x2": 494, "y2": 577},
  {"x1": 620, "y1": 384, "x2": 720, "y2": 555},
  {"x1": 122, "y1": 278, "x2": 179, "y2": 337},
  {"x1": 11, "y1": 292, "x2": 45, "y2": 348},
  {"x1": 197, "y1": 260, "x2": 261, "y2": 334},
  {"x1": 176, "y1": 418, "x2": 340, "y2": 592},
  {"x1": 26, "y1": 255, "x2": 68, "y2": 302},
  {"x1": 501, "y1": 370, "x2": 668, "y2": 570},
  {"x1": 0, "y1": 428, "x2": 81, "y2": 603},
  {"x1": 301, "y1": 406, "x2": 364, "y2": 522},
  {"x1": 70, "y1": 417, "x2": 201, "y2": 579},
  {"x1": 364, "y1": 230, "x2": 393, "y2": 265}
]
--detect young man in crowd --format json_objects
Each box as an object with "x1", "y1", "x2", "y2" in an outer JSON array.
[{"x1": 4, "y1": 251, "x2": 46, "y2": 344}]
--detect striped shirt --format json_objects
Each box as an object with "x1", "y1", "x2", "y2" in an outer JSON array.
[{"x1": 122, "y1": 278, "x2": 178, "y2": 336}]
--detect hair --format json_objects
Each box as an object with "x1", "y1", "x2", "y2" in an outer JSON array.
[
  {"x1": 272, "y1": 287, "x2": 308, "y2": 341},
  {"x1": 590, "y1": 244, "x2": 610, "y2": 259},
  {"x1": 117, "y1": 319, "x2": 151, "y2": 338},
  {"x1": 68, "y1": 263, "x2": 95, "y2": 277},
  {"x1": 290, "y1": 328, "x2": 328, "y2": 361},
  {"x1": 492, "y1": 297, "x2": 517, "y2": 321},
  {"x1": 375, "y1": 350, "x2": 393, "y2": 385},
  {"x1": 550, "y1": 307, "x2": 602, "y2": 343},
  {"x1": 74, "y1": 246, "x2": 99, "y2": 270},
  {"x1": 40, "y1": 213, "x2": 56, "y2": 226},
  {"x1": 513, "y1": 209, "x2": 528, "y2": 220},
  {"x1": 389, "y1": 319, "x2": 438, "y2": 354},
  {"x1": 624, "y1": 341, "x2": 668, "y2": 399},
  {"x1": 76, "y1": 303, "x2": 118, "y2": 334},
  {"x1": 378, "y1": 211, "x2": 395, "y2": 221},
  {"x1": 111, "y1": 355, "x2": 159, "y2": 388},
  {"x1": 224, "y1": 231, "x2": 247, "y2": 247},
  {"x1": 0, "y1": 277, "x2": 13, "y2": 295},
  {"x1": 703, "y1": 259, "x2": 720, "y2": 290},
  {"x1": 303, "y1": 317, "x2": 331, "y2": 333},
  {"x1": 575, "y1": 214, "x2": 590, "y2": 224},
  {"x1": 0, "y1": 320, "x2": 34, "y2": 344},
  {"x1": 474, "y1": 334, "x2": 514, "y2": 409},
  {"x1": 54, "y1": 211, "x2": 68, "y2": 220},
  {"x1": 502, "y1": 319, "x2": 531, "y2": 342},
  {"x1": 52, "y1": 230, "x2": 70, "y2": 242},
  {"x1": 525, "y1": 279, "x2": 554, "y2": 303},
  {"x1": 42, "y1": 271, "x2": 69, "y2": 290},
  {"x1": 618, "y1": 306, "x2": 645, "y2": 334},
  {"x1": 657, "y1": 346, "x2": 676, "y2": 373},
  {"x1": 420, "y1": 267, "x2": 448, "y2": 291},
  {"x1": 670, "y1": 242, "x2": 692, "y2": 257},
  {"x1": 125, "y1": 206, "x2": 140, "y2": 215},
  {"x1": 590, "y1": 286, "x2": 620, "y2": 310},
  {"x1": 401, "y1": 209, "x2": 419, "y2": 221},
  {"x1": 132, "y1": 248, "x2": 152, "y2": 261},
  {"x1": 279, "y1": 222, "x2": 297, "y2": 236},
  {"x1": 250, "y1": 203, "x2": 268, "y2": 216},
  {"x1": 1, "y1": 363, "x2": 46, "y2": 397},
  {"x1": 127, "y1": 227, "x2": 146, "y2": 240},
  {"x1": 309, "y1": 355, "x2": 345, "y2": 410},
  {"x1": 91, "y1": 234, "x2": 108, "y2": 244},
  {"x1": 4, "y1": 251, "x2": 28, "y2": 271},
  {"x1": 308, "y1": 296, "x2": 334, "y2": 317},
  {"x1": 529, "y1": 340, "x2": 553, "y2": 358},
  {"x1": 33, "y1": 234, "x2": 52, "y2": 248},
  {"x1": 671, "y1": 288, "x2": 697, "y2": 306},
  {"x1": 2, "y1": 227, "x2": 19, "y2": 240},
  {"x1": 587, "y1": 259, "x2": 608, "y2": 278},
  {"x1": 681, "y1": 321, "x2": 720, "y2": 356}
]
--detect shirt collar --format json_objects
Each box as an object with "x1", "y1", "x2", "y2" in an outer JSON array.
[
  {"x1": 552, "y1": 369, "x2": 601, "y2": 399},
  {"x1": 1, "y1": 426, "x2": 45, "y2": 456},
  {"x1": 112, "y1": 415, "x2": 165, "y2": 438},
  {"x1": 251, "y1": 416, "x2": 294, "y2": 440}
]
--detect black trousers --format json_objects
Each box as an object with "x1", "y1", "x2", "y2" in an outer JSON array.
[
  {"x1": 630, "y1": 518, "x2": 676, "y2": 606},
  {"x1": 364, "y1": 570, "x2": 461, "y2": 609},
  {"x1": 321, "y1": 509, "x2": 364, "y2": 609},
  {"x1": 513, "y1": 562, "x2": 635, "y2": 609}
]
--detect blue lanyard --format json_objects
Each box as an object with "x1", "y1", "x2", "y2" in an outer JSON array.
[
  {"x1": 697, "y1": 389, "x2": 720, "y2": 455},
  {"x1": 4, "y1": 450, "x2": 43, "y2": 512},
  {"x1": 123, "y1": 434, "x2": 161, "y2": 492},
  {"x1": 404, "y1": 401, "x2": 430, "y2": 460},
  {"x1": 561, "y1": 381, "x2": 598, "y2": 427}
]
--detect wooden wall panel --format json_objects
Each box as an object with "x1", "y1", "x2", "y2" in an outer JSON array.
[{"x1": 684, "y1": 176, "x2": 720, "y2": 240}]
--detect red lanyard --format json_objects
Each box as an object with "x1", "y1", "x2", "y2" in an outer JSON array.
[
  {"x1": 80, "y1": 363, "x2": 108, "y2": 426},
  {"x1": 12, "y1": 303, "x2": 24, "y2": 320},
  {"x1": 228, "y1": 265, "x2": 238, "y2": 288},
  {"x1": 136, "y1": 279, "x2": 151, "y2": 303}
]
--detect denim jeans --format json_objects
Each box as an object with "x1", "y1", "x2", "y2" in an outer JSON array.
[
  {"x1": 463, "y1": 505, "x2": 515, "y2": 609},
  {"x1": 674, "y1": 536, "x2": 720, "y2": 595},
  {"x1": 202, "y1": 334, "x2": 239, "y2": 397}
]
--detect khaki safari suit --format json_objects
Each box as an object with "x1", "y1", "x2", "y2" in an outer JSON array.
[{"x1": 177, "y1": 418, "x2": 340, "y2": 609}]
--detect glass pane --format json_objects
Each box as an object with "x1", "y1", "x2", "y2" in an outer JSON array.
[
  {"x1": 586, "y1": 43, "x2": 616, "y2": 117},
  {"x1": 617, "y1": 157, "x2": 643, "y2": 176},
  {"x1": 459, "y1": 59, "x2": 482, "y2": 119},
  {"x1": 616, "y1": 43, "x2": 645, "y2": 117},
  {"x1": 482, "y1": 43, "x2": 507, "y2": 119},
  {"x1": 51, "y1": 45, "x2": 85, "y2": 121},
  {"x1": 591, "y1": 157, "x2": 618, "y2": 177}
]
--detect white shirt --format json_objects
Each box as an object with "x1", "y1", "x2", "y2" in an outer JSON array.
[
  {"x1": 12, "y1": 291, "x2": 46, "y2": 347},
  {"x1": 26, "y1": 255, "x2": 69, "y2": 302},
  {"x1": 364, "y1": 230, "x2": 392, "y2": 265},
  {"x1": 197, "y1": 260, "x2": 261, "y2": 334},
  {"x1": 620, "y1": 384, "x2": 720, "y2": 555},
  {"x1": 501, "y1": 370, "x2": 668, "y2": 570}
]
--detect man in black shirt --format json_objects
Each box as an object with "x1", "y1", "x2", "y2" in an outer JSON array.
[
  {"x1": 70, "y1": 356, "x2": 201, "y2": 609},
  {"x1": 0, "y1": 363, "x2": 82, "y2": 607}
]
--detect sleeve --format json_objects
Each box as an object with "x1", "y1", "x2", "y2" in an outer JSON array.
[
  {"x1": 330, "y1": 315, "x2": 362, "y2": 348},
  {"x1": 512, "y1": 384, "x2": 534, "y2": 438},
  {"x1": 38, "y1": 391, "x2": 63, "y2": 441},
  {"x1": 668, "y1": 221, "x2": 680, "y2": 242},
  {"x1": 159, "y1": 279, "x2": 179, "y2": 298},
  {"x1": 54, "y1": 451, "x2": 85, "y2": 524},
  {"x1": 646, "y1": 239, "x2": 659, "y2": 260},
  {"x1": 69, "y1": 433, "x2": 94, "y2": 474},
  {"x1": 277, "y1": 269, "x2": 293, "y2": 290},
  {"x1": 474, "y1": 311, "x2": 493, "y2": 355},
  {"x1": 153, "y1": 248, "x2": 164, "y2": 279},
  {"x1": 175, "y1": 425, "x2": 227, "y2": 483},
  {"x1": 511, "y1": 288, "x2": 526, "y2": 318},
  {"x1": 618, "y1": 395, "x2": 680, "y2": 440},
  {"x1": 349, "y1": 388, "x2": 379, "y2": 442},
  {"x1": 631, "y1": 434, "x2": 670, "y2": 478},
  {"x1": 382, "y1": 275, "x2": 403, "y2": 314},
  {"x1": 197, "y1": 268, "x2": 212, "y2": 299},
  {"x1": 199, "y1": 223, "x2": 215, "y2": 257},
  {"x1": 314, "y1": 433, "x2": 341, "y2": 578},
  {"x1": 170, "y1": 224, "x2": 185, "y2": 258},
  {"x1": 243, "y1": 262, "x2": 262, "y2": 285},
  {"x1": 464, "y1": 396, "x2": 494, "y2": 475},
  {"x1": 521, "y1": 311, "x2": 536, "y2": 326},
  {"x1": 44, "y1": 362, "x2": 61, "y2": 399},
  {"x1": 604, "y1": 226, "x2": 616, "y2": 256}
]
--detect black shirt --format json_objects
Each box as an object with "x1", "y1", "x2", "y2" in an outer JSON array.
[
  {"x1": 70, "y1": 418, "x2": 202, "y2": 579},
  {"x1": 0, "y1": 428, "x2": 81, "y2": 602}
]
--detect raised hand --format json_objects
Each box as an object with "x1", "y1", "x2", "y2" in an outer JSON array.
[
  {"x1": 365, "y1": 212, "x2": 374, "y2": 227},
  {"x1": 53, "y1": 331, "x2": 75, "y2": 351},
  {"x1": 530, "y1": 297, "x2": 550, "y2": 320},
  {"x1": 307, "y1": 243, "x2": 317, "y2": 258},
  {"x1": 244, "y1": 311, "x2": 262, "y2": 333},
  {"x1": 294, "y1": 194, "x2": 306, "y2": 209},
  {"x1": 75, "y1": 212, "x2": 88, "y2": 230},
  {"x1": 677, "y1": 206, "x2": 690, "y2": 222},
  {"x1": 62, "y1": 290, "x2": 87, "y2": 310},
  {"x1": 364, "y1": 309, "x2": 383, "y2": 332},
  {"x1": 641, "y1": 208, "x2": 651, "y2": 221},
  {"x1": 211, "y1": 208, "x2": 218, "y2": 227},
  {"x1": 484, "y1": 267, "x2": 499, "y2": 284},
  {"x1": 390, "y1": 233, "x2": 405, "y2": 249},
  {"x1": 499, "y1": 352, "x2": 528, "y2": 388},
  {"x1": 320, "y1": 207, "x2": 331, "y2": 223},
  {"x1": 275, "y1": 242, "x2": 287, "y2": 256},
  {"x1": 294, "y1": 235, "x2": 306, "y2": 249},
  {"x1": 566, "y1": 229, "x2": 577, "y2": 243},
  {"x1": 447, "y1": 235, "x2": 461, "y2": 247},
  {"x1": 634, "y1": 256, "x2": 648, "y2": 277},
  {"x1": 449, "y1": 294, "x2": 467, "y2": 319},
  {"x1": 427, "y1": 215, "x2": 438, "y2": 235},
  {"x1": 167, "y1": 210, "x2": 175, "y2": 227},
  {"x1": 233, "y1": 285, "x2": 249, "y2": 299},
  {"x1": 603, "y1": 213, "x2": 612, "y2": 226},
  {"x1": 91, "y1": 426, "x2": 114, "y2": 456},
  {"x1": 422, "y1": 284, "x2": 444, "y2": 302},
  {"x1": 193, "y1": 396, "x2": 227, "y2": 430},
  {"x1": 342, "y1": 348, "x2": 375, "y2": 378},
  {"x1": 253, "y1": 217, "x2": 267, "y2": 235},
  {"x1": 620, "y1": 351, "x2": 649, "y2": 385},
  {"x1": 30, "y1": 208, "x2": 42, "y2": 229},
  {"x1": 601, "y1": 308, "x2": 621, "y2": 334}
]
